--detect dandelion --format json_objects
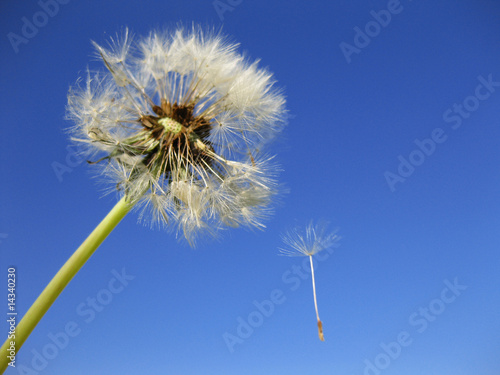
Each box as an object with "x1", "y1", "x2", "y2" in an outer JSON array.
[
  {"x1": 67, "y1": 26, "x2": 286, "y2": 245},
  {"x1": 280, "y1": 221, "x2": 339, "y2": 341},
  {"x1": 0, "y1": 26, "x2": 286, "y2": 372}
]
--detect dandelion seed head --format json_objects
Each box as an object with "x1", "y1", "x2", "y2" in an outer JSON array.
[{"x1": 66, "y1": 26, "x2": 287, "y2": 245}]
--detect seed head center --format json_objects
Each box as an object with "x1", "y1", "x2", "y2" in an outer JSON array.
[{"x1": 158, "y1": 117, "x2": 183, "y2": 135}]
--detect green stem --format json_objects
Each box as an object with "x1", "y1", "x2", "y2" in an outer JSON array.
[{"x1": 0, "y1": 196, "x2": 134, "y2": 374}]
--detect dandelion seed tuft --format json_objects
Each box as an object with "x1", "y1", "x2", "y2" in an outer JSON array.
[
  {"x1": 66, "y1": 26, "x2": 287, "y2": 246},
  {"x1": 280, "y1": 221, "x2": 340, "y2": 341},
  {"x1": 279, "y1": 221, "x2": 339, "y2": 257}
]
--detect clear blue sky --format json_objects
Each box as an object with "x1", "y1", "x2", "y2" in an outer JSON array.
[{"x1": 1, "y1": 1, "x2": 500, "y2": 374}]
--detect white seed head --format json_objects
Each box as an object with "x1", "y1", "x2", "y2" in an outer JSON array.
[{"x1": 66, "y1": 27, "x2": 287, "y2": 246}]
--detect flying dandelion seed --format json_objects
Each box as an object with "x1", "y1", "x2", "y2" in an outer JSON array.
[
  {"x1": 280, "y1": 221, "x2": 340, "y2": 341},
  {"x1": 67, "y1": 26, "x2": 287, "y2": 245}
]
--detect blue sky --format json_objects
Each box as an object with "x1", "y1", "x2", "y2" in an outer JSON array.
[{"x1": 1, "y1": 0, "x2": 500, "y2": 374}]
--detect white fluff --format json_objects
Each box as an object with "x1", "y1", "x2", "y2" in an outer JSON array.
[{"x1": 67, "y1": 27, "x2": 287, "y2": 246}]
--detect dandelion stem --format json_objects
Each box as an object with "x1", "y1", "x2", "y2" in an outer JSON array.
[
  {"x1": 0, "y1": 196, "x2": 134, "y2": 373},
  {"x1": 309, "y1": 255, "x2": 324, "y2": 341}
]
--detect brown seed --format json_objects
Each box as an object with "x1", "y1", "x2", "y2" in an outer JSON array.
[{"x1": 317, "y1": 320, "x2": 324, "y2": 341}]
